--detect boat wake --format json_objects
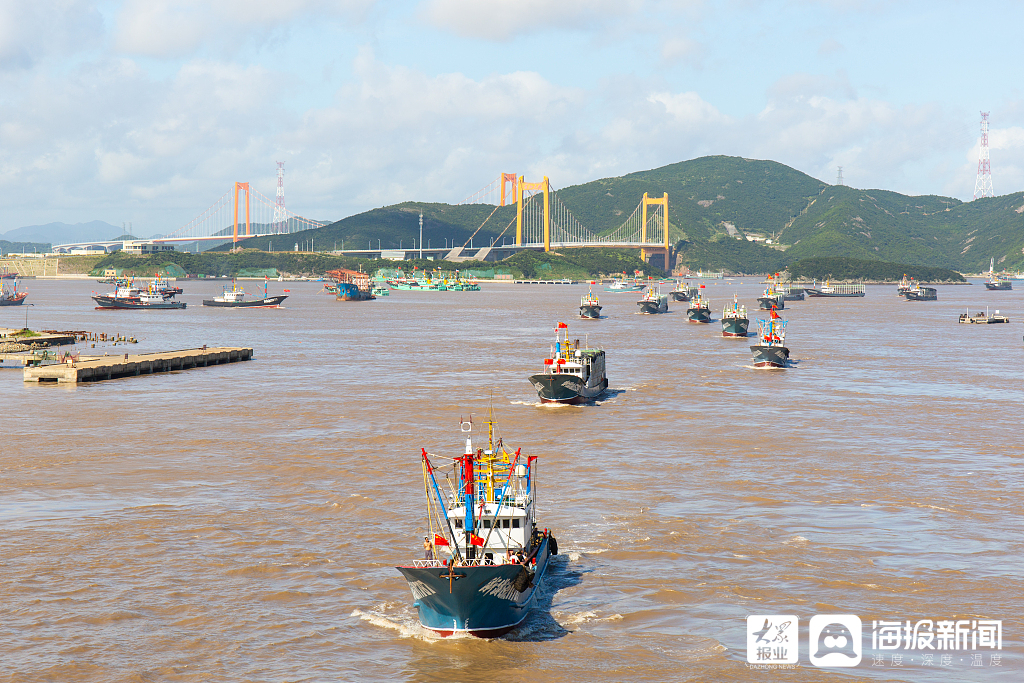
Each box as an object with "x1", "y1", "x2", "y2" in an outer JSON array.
[{"x1": 352, "y1": 605, "x2": 465, "y2": 642}]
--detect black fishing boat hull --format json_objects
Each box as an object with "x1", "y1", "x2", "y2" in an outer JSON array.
[
  {"x1": 750, "y1": 344, "x2": 790, "y2": 368},
  {"x1": 782, "y1": 290, "x2": 805, "y2": 301},
  {"x1": 579, "y1": 304, "x2": 602, "y2": 319},
  {"x1": 984, "y1": 282, "x2": 1012, "y2": 290},
  {"x1": 396, "y1": 537, "x2": 552, "y2": 637},
  {"x1": 528, "y1": 373, "x2": 607, "y2": 404},
  {"x1": 804, "y1": 289, "x2": 865, "y2": 297},
  {"x1": 904, "y1": 289, "x2": 937, "y2": 301},
  {"x1": 758, "y1": 296, "x2": 784, "y2": 310},
  {"x1": 0, "y1": 293, "x2": 27, "y2": 306},
  {"x1": 670, "y1": 290, "x2": 692, "y2": 302},
  {"x1": 636, "y1": 299, "x2": 668, "y2": 314},
  {"x1": 92, "y1": 296, "x2": 186, "y2": 310},
  {"x1": 687, "y1": 307, "x2": 711, "y2": 323},
  {"x1": 721, "y1": 317, "x2": 749, "y2": 337},
  {"x1": 203, "y1": 295, "x2": 288, "y2": 308}
]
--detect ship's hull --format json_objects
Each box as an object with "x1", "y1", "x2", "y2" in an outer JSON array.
[
  {"x1": 687, "y1": 307, "x2": 711, "y2": 323},
  {"x1": 758, "y1": 296, "x2": 784, "y2": 310},
  {"x1": 636, "y1": 298, "x2": 668, "y2": 314},
  {"x1": 782, "y1": 291, "x2": 805, "y2": 301},
  {"x1": 670, "y1": 290, "x2": 692, "y2": 302},
  {"x1": 804, "y1": 289, "x2": 865, "y2": 297},
  {"x1": 579, "y1": 304, "x2": 602, "y2": 319},
  {"x1": 984, "y1": 282, "x2": 1012, "y2": 290},
  {"x1": 721, "y1": 317, "x2": 749, "y2": 337},
  {"x1": 750, "y1": 344, "x2": 790, "y2": 368},
  {"x1": 903, "y1": 291, "x2": 936, "y2": 301},
  {"x1": 92, "y1": 296, "x2": 186, "y2": 309},
  {"x1": 528, "y1": 373, "x2": 607, "y2": 404},
  {"x1": 396, "y1": 537, "x2": 552, "y2": 637},
  {"x1": 203, "y1": 295, "x2": 288, "y2": 308},
  {"x1": 0, "y1": 293, "x2": 28, "y2": 306},
  {"x1": 335, "y1": 283, "x2": 376, "y2": 301}
]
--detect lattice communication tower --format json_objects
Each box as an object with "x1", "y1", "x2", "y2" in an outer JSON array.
[{"x1": 974, "y1": 112, "x2": 994, "y2": 199}]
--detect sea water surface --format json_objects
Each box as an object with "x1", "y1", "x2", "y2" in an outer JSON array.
[{"x1": 0, "y1": 278, "x2": 1021, "y2": 682}]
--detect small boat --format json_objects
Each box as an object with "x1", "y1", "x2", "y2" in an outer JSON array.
[
  {"x1": 579, "y1": 287, "x2": 602, "y2": 319},
  {"x1": 528, "y1": 322, "x2": 608, "y2": 404},
  {"x1": 93, "y1": 279, "x2": 186, "y2": 309},
  {"x1": 670, "y1": 281, "x2": 698, "y2": 302},
  {"x1": 984, "y1": 258, "x2": 1012, "y2": 290},
  {"x1": 604, "y1": 278, "x2": 643, "y2": 292},
  {"x1": 203, "y1": 280, "x2": 287, "y2": 308},
  {"x1": 903, "y1": 285, "x2": 937, "y2": 301},
  {"x1": 959, "y1": 307, "x2": 1009, "y2": 324},
  {"x1": 0, "y1": 280, "x2": 27, "y2": 306},
  {"x1": 804, "y1": 279, "x2": 866, "y2": 297},
  {"x1": 750, "y1": 307, "x2": 789, "y2": 368},
  {"x1": 757, "y1": 279, "x2": 785, "y2": 310},
  {"x1": 372, "y1": 286, "x2": 390, "y2": 296},
  {"x1": 0, "y1": 267, "x2": 18, "y2": 280},
  {"x1": 395, "y1": 415, "x2": 557, "y2": 638},
  {"x1": 721, "y1": 294, "x2": 748, "y2": 337},
  {"x1": 686, "y1": 290, "x2": 711, "y2": 323},
  {"x1": 896, "y1": 274, "x2": 915, "y2": 296},
  {"x1": 636, "y1": 287, "x2": 668, "y2": 314}
]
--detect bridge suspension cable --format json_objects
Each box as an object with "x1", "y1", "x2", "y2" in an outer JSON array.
[{"x1": 163, "y1": 184, "x2": 326, "y2": 243}]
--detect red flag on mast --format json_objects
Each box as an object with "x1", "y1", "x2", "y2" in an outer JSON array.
[
  {"x1": 469, "y1": 533, "x2": 484, "y2": 547},
  {"x1": 433, "y1": 534, "x2": 449, "y2": 546}
]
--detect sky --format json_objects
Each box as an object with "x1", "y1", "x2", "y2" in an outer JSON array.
[{"x1": 2, "y1": 0, "x2": 1024, "y2": 235}]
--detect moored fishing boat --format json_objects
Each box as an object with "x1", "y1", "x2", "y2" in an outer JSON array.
[
  {"x1": 604, "y1": 279, "x2": 644, "y2": 292},
  {"x1": 93, "y1": 279, "x2": 186, "y2": 309},
  {"x1": 750, "y1": 307, "x2": 789, "y2": 368},
  {"x1": 0, "y1": 280, "x2": 27, "y2": 306},
  {"x1": 395, "y1": 415, "x2": 557, "y2": 638},
  {"x1": 721, "y1": 294, "x2": 748, "y2": 337},
  {"x1": 958, "y1": 307, "x2": 1009, "y2": 324},
  {"x1": 528, "y1": 322, "x2": 607, "y2": 404},
  {"x1": 327, "y1": 268, "x2": 376, "y2": 301},
  {"x1": 579, "y1": 287, "x2": 602, "y2": 319},
  {"x1": 780, "y1": 285, "x2": 805, "y2": 301},
  {"x1": 984, "y1": 258, "x2": 1012, "y2": 290},
  {"x1": 686, "y1": 289, "x2": 711, "y2": 323},
  {"x1": 203, "y1": 279, "x2": 287, "y2": 308},
  {"x1": 636, "y1": 286, "x2": 668, "y2": 314},
  {"x1": 804, "y1": 279, "x2": 866, "y2": 297}
]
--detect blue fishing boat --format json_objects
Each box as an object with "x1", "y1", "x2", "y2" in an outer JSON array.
[
  {"x1": 686, "y1": 289, "x2": 711, "y2": 323},
  {"x1": 721, "y1": 294, "x2": 748, "y2": 337},
  {"x1": 395, "y1": 416, "x2": 557, "y2": 638}
]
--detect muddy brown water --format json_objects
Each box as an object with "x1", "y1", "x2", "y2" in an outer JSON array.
[{"x1": 1, "y1": 278, "x2": 1021, "y2": 682}]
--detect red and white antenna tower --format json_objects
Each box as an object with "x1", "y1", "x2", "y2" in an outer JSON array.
[
  {"x1": 973, "y1": 112, "x2": 993, "y2": 199},
  {"x1": 274, "y1": 161, "x2": 286, "y2": 232}
]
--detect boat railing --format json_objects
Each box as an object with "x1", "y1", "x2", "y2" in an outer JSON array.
[{"x1": 413, "y1": 556, "x2": 525, "y2": 568}]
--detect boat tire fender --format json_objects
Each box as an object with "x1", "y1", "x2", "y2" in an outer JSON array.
[
  {"x1": 513, "y1": 567, "x2": 535, "y2": 593},
  {"x1": 549, "y1": 536, "x2": 558, "y2": 555}
]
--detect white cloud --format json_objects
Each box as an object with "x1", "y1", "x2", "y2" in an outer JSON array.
[
  {"x1": 0, "y1": 0, "x2": 103, "y2": 70},
  {"x1": 114, "y1": 0, "x2": 376, "y2": 58},
  {"x1": 420, "y1": 0, "x2": 642, "y2": 41}
]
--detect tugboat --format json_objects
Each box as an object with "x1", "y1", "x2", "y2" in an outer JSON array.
[
  {"x1": 636, "y1": 286, "x2": 668, "y2": 314},
  {"x1": 395, "y1": 415, "x2": 557, "y2": 638},
  {"x1": 150, "y1": 274, "x2": 183, "y2": 298},
  {"x1": 686, "y1": 289, "x2": 712, "y2": 323},
  {"x1": 93, "y1": 279, "x2": 186, "y2": 309},
  {"x1": 984, "y1": 258, "x2": 1012, "y2": 290},
  {"x1": 757, "y1": 279, "x2": 785, "y2": 310},
  {"x1": 203, "y1": 280, "x2": 287, "y2": 308},
  {"x1": 0, "y1": 280, "x2": 27, "y2": 306},
  {"x1": 670, "y1": 281, "x2": 698, "y2": 302},
  {"x1": 721, "y1": 294, "x2": 748, "y2": 337},
  {"x1": 579, "y1": 287, "x2": 602, "y2": 319},
  {"x1": 750, "y1": 307, "x2": 789, "y2": 368},
  {"x1": 528, "y1": 322, "x2": 608, "y2": 404},
  {"x1": 903, "y1": 284, "x2": 937, "y2": 301}
]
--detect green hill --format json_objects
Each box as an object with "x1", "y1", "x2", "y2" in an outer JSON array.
[{"x1": 216, "y1": 155, "x2": 1024, "y2": 274}]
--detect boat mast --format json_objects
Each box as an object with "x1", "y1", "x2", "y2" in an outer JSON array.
[{"x1": 460, "y1": 421, "x2": 476, "y2": 558}]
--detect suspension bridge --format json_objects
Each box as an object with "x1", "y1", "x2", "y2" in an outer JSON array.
[
  {"x1": 455, "y1": 173, "x2": 672, "y2": 269},
  {"x1": 52, "y1": 181, "x2": 326, "y2": 253}
]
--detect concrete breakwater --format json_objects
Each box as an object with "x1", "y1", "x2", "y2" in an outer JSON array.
[{"x1": 23, "y1": 347, "x2": 253, "y2": 384}]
